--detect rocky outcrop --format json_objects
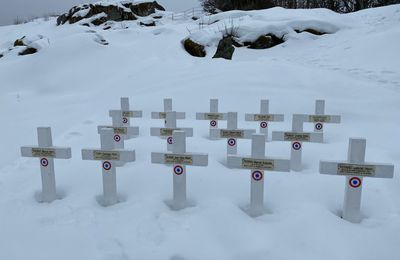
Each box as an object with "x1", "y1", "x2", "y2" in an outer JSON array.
[
  {"x1": 213, "y1": 37, "x2": 235, "y2": 60},
  {"x1": 57, "y1": 1, "x2": 165, "y2": 26},
  {"x1": 183, "y1": 39, "x2": 206, "y2": 57},
  {"x1": 19, "y1": 48, "x2": 38, "y2": 56},
  {"x1": 295, "y1": 29, "x2": 326, "y2": 36},
  {"x1": 130, "y1": 2, "x2": 165, "y2": 17},
  {"x1": 246, "y1": 34, "x2": 284, "y2": 49}
]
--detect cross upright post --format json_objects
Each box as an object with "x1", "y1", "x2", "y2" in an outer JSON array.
[
  {"x1": 151, "y1": 130, "x2": 208, "y2": 210},
  {"x1": 196, "y1": 99, "x2": 227, "y2": 140},
  {"x1": 21, "y1": 127, "x2": 72, "y2": 203},
  {"x1": 320, "y1": 138, "x2": 394, "y2": 223},
  {"x1": 245, "y1": 99, "x2": 284, "y2": 140}
]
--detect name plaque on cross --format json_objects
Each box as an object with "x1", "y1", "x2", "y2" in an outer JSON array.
[
  {"x1": 20, "y1": 127, "x2": 72, "y2": 203},
  {"x1": 319, "y1": 138, "x2": 394, "y2": 223},
  {"x1": 245, "y1": 100, "x2": 284, "y2": 140}
]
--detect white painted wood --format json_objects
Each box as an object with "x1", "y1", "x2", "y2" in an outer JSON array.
[
  {"x1": 97, "y1": 125, "x2": 139, "y2": 149},
  {"x1": 244, "y1": 100, "x2": 284, "y2": 140},
  {"x1": 20, "y1": 127, "x2": 72, "y2": 203},
  {"x1": 272, "y1": 115, "x2": 322, "y2": 171},
  {"x1": 195, "y1": 99, "x2": 228, "y2": 140},
  {"x1": 227, "y1": 134, "x2": 290, "y2": 217},
  {"x1": 150, "y1": 111, "x2": 193, "y2": 152},
  {"x1": 109, "y1": 97, "x2": 143, "y2": 127},
  {"x1": 151, "y1": 98, "x2": 185, "y2": 126},
  {"x1": 81, "y1": 128, "x2": 135, "y2": 206},
  {"x1": 151, "y1": 130, "x2": 208, "y2": 210},
  {"x1": 210, "y1": 112, "x2": 255, "y2": 155},
  {"x1": 319, "y1": 138, "x2": 395, "y2": 223}
]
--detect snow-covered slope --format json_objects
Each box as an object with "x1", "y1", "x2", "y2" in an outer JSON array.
[{"x1": 0, "y1": 4, "x2": 400, "y2": 260}]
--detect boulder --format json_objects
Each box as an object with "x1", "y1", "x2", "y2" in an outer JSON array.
[
  {"x1": 129, "y1": 1, "x2": 165, "y2": 17},
  {"x1": 19, "y1": 47, "x2": 38, "y2": 56},
  {"x1": 213, "y1": 37, "x2": 235, "y2": 60},
  {"x1": 247, "y1": 34, "x2": 284, "y2": 49},
  {"x1": 183, "y1": 39, "x2": 206, "y2": 57},
  {"x1": 57, "y1": 1, "x2": 165, "y2": 26},
  {"x1": 140, "y1": 21, "x2": 156, "y2": 27},
  {"x1": 14, "y1": 37, "x2": 26, "y2": 47},
  {"x1": 295, "y1": 29, "x2": 326, "y2": 36}
]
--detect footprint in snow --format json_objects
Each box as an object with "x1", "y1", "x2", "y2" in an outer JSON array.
[{"x1": 94, "y1": 33, "x2": 109, "y2": 45}]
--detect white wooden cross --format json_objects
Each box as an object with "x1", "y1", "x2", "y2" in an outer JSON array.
[
  {"x1": 245, "y1": 99, "x2": 284, "y2": 140},
  {"x1": 20, "y1": 127, "x2": 71, "y2": 203},
  {"x1": 227, "y1": 134, "x2": 290, "y2": 217},
  {"x1": 319, "y1": 138, "x2": 394, "y2": 223},
  {"x1": 109, "y1": 97, "x2": 142, "y2": 128},
  {"x1": 150, "y1": 111, "x2": 193, "y2": 152},
  {"x1": 151, "y1": 130, "x2": 208, "y2": 210},
  {"x1": 97, "y1": 125, "x2": 139, "y2": 149},
  {"x1": 195, "y1": 98, "x2": 227, "y2": 140},
  {"x1": 210, "y1": 112, "x2": 256, "y2": 155},
  {"x1": 151, "y1": 98, "x2": 185, "y2": 127},
  {"x1": 82, "y1": 128, "x2": 135, "y2": 206},
  {"x1": 300, "y1": 100, "x2": 341, "y2": 136},
  {"x1": 272, "y1": 115, "x2": 323, "y2": 171}
]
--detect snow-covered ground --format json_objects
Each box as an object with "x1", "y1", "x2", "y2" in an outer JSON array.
[{"x1": 0, "y1": 4, "x2": 400, "y2": 260}]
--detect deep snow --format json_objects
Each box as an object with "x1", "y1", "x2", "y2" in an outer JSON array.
[{"x1": 0, "y1": 4, "x2": 400, "y2": 260}]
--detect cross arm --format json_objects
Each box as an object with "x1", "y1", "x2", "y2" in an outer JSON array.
[
  {"x1": 294, "y1": 114, "x2": 341, "y2": 123},
  {"x1": 109, "y1": 110, "x2": 143, "y2": 118},
  {"x1": 150, "y1": 127, "x2": 193, "y2": 137},
  {"x1": 319, "y1": 160, "x2": 394, "y2": 178},
  {"x1": 98, "y1": 126, "x2": 139, "y2": 136},
  {"x1": 227, "y1": 155, "x2": 290, "y2": 171},
  {"x1": 21, "y1": 146, "x2": 71, "y2": 159},
  {"x1": 151, "y1": 112, "x2": 185, "y2": 119},
  {"x1": 196, "y1": 112, "x2": 227, "y2": 120},
  {"x1": 210, "y1": 128, "x2": 256, "y2": 139},
  {"x1": 245, "y1": 113, "x2": 284, "y2": 122},
  {"x1": 81, "y1": 149, "x2": 135, "y2": 162},
  {"x1": 151, "y1": 152, "x2": 208, "y2": 166},
  {"x1": 272, "y1": 131, "x2": 323, "y2": 143}
]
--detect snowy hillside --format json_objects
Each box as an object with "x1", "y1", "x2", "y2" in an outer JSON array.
[{"x1": 0, "y1": 2, "x2": 400, "y2": 260}]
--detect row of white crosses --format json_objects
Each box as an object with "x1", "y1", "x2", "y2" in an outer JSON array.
[{"x1": 20, "y1": 97, "x2": 395, "y2": 223}]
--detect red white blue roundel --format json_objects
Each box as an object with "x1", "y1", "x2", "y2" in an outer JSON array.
[
  {"x1": 260, "y1": 121, "x2": 268, "y2": 128},
  {"x1": 315, "y1": 123, "x2": 323, "y2": 130},
  {"x1": 167, "y1": 136, "x2": 173, "y2": 144},
  {"x1": 174, "y1": 165, "x2": 184, "y2": 175},
  {"x1": 228, "y1": 138, "x2": 236, "y2": 146},
  {"x1": 210, "y1": 120, "x2": 217, "y2": 127},
  {"x1": 252, "y1": 170, "x2": 263, "y2": 181},
  {"x1": 349, "y1": 177, "x2": 362, "y2": 188},
  {"x1": 292, "y1": 141, "x2": 302, "y2": 150},
  {"x1": 122, "y1": 117, "x2": 128, "y2": 124},
  {"x1": 102, "y1": 161, "x2": 112, "y2": 171},
  {"x1": 114, "y1": 134, "x2": 121, "y2": 142},
  {"x1": 40, "y1": 158, "x2": 49, "y2": 167}
]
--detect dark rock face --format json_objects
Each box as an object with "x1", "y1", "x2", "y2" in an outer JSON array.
[
  {"x1": 57, "y1": 1, "x2": 165, "y2": 26},
  {"x1": 183, "y1": 39, "x2": 206, "y2": 57},
  {"x1": 213, "y1": 37, "x2": 235, "y2": 60},
  {"x1": 213, "y1": 0, "x2": 275, "y2": 11},
  {"x1": 295, "y1": 29, "x2": 326, "y2": 36},
  {"x1": 130, "y1": 2, "x2": 165, "y2": 17},
  {"x1": 140, "y1": 21, "x2": 156, "y2": 27},
  {"x1": 19, "y1": 47, "x2": 38, "y2": 56},
  {"x1": 247, "y1": 34, "x2": 284, "y2": 49},
  {"x1": 14, "y1": 37, "x2": 26, "y2": 47}
]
